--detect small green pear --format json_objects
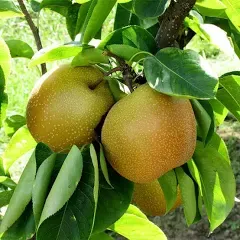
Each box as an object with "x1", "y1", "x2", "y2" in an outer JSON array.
[
  {"x1": 27, "y1": 65, "x2": 114, "y2": 152},
  {"x1": 102, "y1": 84, "x2": 196, "y2": 183}
]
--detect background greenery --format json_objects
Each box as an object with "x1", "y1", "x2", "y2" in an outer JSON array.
[{"x1": 0, "y1": 4, "x2": 239, "y2": 240}]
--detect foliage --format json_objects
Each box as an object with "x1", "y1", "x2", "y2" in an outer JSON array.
[{"x1": 0, "y1": 0, "x2": 240, "y2": 239}]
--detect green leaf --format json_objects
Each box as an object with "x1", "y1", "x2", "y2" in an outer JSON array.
[
  {"x1": 107, "y1": 44, "x2": 147, "y2": 62},
  {"x1": 107, "y1": 78, "x2": 129, "y2": 101},
  {"x1": 191, "y1": 99, "x2": 211, "y2": 143},
  {"x1": 72, "y1": 47, "x2": 109, "y2": 67},
  {"x1": 114, "y1": 3, "x2": 132, "y2": 30},
  {"x1": 40, "y1": 0, "x2": 72, "y2": 16},
  {"x1": 109, "y1": 209, "x2": 167, "y2": 240},
  {"x1": 0, "y1": 190, "x2": 14, "y2": 208},
  {"x1": 0, "y1": 149, "x2": 37, "y2": 233},
  {"x1": 99, "y1": 143, "x2": 113, "y2": 188},
  {"x1": 198, "y1": 100, "x2": 215, "y2": 144},
  {"x1": 99, "y1": 25, "x2": 157, "y2": 54},
  {"x1": 39, "y1": 145, "x2": 83, "y2": 226},
  {"x1": 3, "y1": 114, "x2": 26, "y2": 137},
  {"x1": 193, "y1": 141, "x2": 236, "y2": 232},
  {"x1": 0, "y1": 0, "x2": 23, "y2": 19},
  {"x1": 144, "y1": 48, "x2": 218, "y2": 99},
  {"x1": 133, "y1": 0, "x2": 169, "y2": 19},
  {"x1": 37, "y1": 145, "x2": 99, "y2": 240},
  {"x1": 0, "y1": 37, "x2": 11, "y2": 82},
  {"x1": 82, "y1": 0, "x2": 117, "y2": 44},
  {"x1": 90, "y1": 232, "x2": 114, "y2": 240},
  {"x1": 175, "y1": 167, "x2": 197, "y2": 226},
  {"x1": 195, "y1": 0, "x2": 227, "y2": 18},
  {"x1": 32, "y1": 154, "x2": 56, "y2": 226},
  {"x1": 207, "y1": 132, "x2": 230, "y2": 163},
  {"x1": 66, "y1": 3, "x2": 81, "y2": 40},
  {"x1": 217, "y1": 75, "x2": 240, "y2": 121},
  {"x1": 1, "y1": 204, "x2": 35, "y2": 240},
  {"x1": 158, "y1": 170, "x2": 177, "y2": 213},
  {"x1": 29, "y1": 45, "x2": 82, "y2": 67},
  {"x1": 126, "y1": 204, "x2": 148, "y2": 220},
  {"x1": 93, "y1": 165, "x2": 133, "y2": 234},
  {"x1": 2, "y1": 126, "x2": 36, "y2": 173},
  {"x1": 6, "y1": 40, "x2": 34, "y2": 59},
  {"x1": 209, "y1": 99, "x2": 228, "y2": 126},
  {"x1": 75, "y1": 1, "x2": 91, "y2": 36},
  {"x1": 0, "y1": 176, "x2": 16, "y2": 189},
  {"x1": 222, "y1": 0, "x2": 240, "y2": 29}
]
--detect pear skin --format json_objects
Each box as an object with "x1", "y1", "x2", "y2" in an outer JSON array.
[
  {"x1": 102, "y1": 84, "x2": 196, "y2": 183},
  {"x1": 133, "y1": 180, "x2": 182, "y2": 216},
  {"x1": 27, "y1": 65, "x2": 114, "y2": 152}
]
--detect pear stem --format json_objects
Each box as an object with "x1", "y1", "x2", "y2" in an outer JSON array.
[{"x1": 103, "y1": 51, "x2": 136, "y2": 92}]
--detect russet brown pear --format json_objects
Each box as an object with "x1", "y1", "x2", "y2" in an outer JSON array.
[
  {"x1": 133, "y1": 180, "x2": 182, "y2": 216},
  {"x1": 102, "y1": 84, "x2": 196, "y2": 183},
  {"x1": 27, "y1": 65, "x2": 114, "y2": 152}
]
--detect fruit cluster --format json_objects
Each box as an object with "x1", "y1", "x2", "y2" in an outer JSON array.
[{"x1": 27, "y1": 65, "x2": 196, "y2": 216}]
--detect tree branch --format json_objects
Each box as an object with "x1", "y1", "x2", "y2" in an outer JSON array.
[
  {"x1": 17, "y1": 0, "x2": 47, "y2": 75},
  {"x1": 155, "y1": 0, "x2": 197, "y2": 49}
]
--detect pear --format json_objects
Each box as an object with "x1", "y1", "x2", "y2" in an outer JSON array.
[
  {"x1": 101, "y1": 84, "x2": 196, "y2": 183},
  {"x1": 133, "y1": 180, "x2": 182, "y2": 216},
  {"x1": 27, "y1": 65, "x2": 114, "y2": 152}
]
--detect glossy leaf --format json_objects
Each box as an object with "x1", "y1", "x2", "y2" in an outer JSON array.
[
  {"x1": 99, "y1": 25, "x2": 157, "y2": 54},
  {"x1": 6, "y1": 40, "x2": 34, "y2": 59},
  {"x1": 66, "y1": 3, "x2": 81, "y2": 40},
  {"x1": 0, "y1": 176, "x2": 16, "y2": 189},
  {"x1": 1, "y1": 204, "x2": 35, "y2": 240},
  {"x1": 93, "y1": 165, "x2": 133, "y2": 234},
  {"x1": 158, "y1": 170, "x2": 177, "y2": 213},
  {"x1": 0, "y1": 0, "x2": 23, "y2": 19},
  {"x1": 37, "y1": 145, "x2": 99, "y2": 240},
  {"x1": 72, "y1": 47, "x2": 109, "y2": 66},
  {"x1": 29, "y1": 45, "x2": 82, "y2": 67},
  {"x1": 193, "y1": 141, "x2": 236, "y2": 232},
  {"x1": 107, "y1": 77, "x2": 129, "y2": 101},
  {"x1": 3, "y1": 114, "x2": 26, "y2": 137},
  {"x1": 2, "y1": 126, "x2": 36, "y2": 173},
  {"x1": 109, "y1": 207, "x2": 167, "y2": 240},
  {"x1": 217, "y1": 75, "x2": 240, "y2": 121},
  {"x1": 32, "y1": 154, "x2": 57, "y2": 226},
  {"x1": 99, "y1": 143, "x2": 113, "y2": 188},
  {"x1": 114, "y1": 3, "x2": 132, "y2": 30},
  {"x1": 195, "y1": 0, "x2": 226, "y2": 18},
  {"x1": 175, "y1": 167, "x2": 197, "y2": 226},
  {"x1": 209, "y1": 99, "x2": 228, "y2": 126},
  {"x1": 39, "y1": 146, "x2": 83, "y2": 226},
  {"x1": 191, "y1": 99, "x2": 211, "y2": 143},
  {"x1": 82, "y1": 0, "x2": 117, "y2": 44},
  {"x1": 0, "y1": 190, "x2": 14, "y2": 208},
  {"x1": 207, "y1": 133, "x2": 230, "y2": 163},
  {"x1": 107, "y1": 44, "x2": 145, "y2": 62},
  {"x1": 144, "y1": 48, "x2": 218, "y2": 99},
  {"x1": 0, "y1": 149, "x2": 36, "y2": 233},
  {"x1": 75, "y1": 1, "x2": 91, "y2": 36},
  {"x1": 126, "y1": 204, "x2": 148, "y2": 220},
  {"x1": 133, "y1": 0, "x2": 169, "y2": 19},
  {"x1": 40, "y1": 0, "x2": 72, "y2": 16}
]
